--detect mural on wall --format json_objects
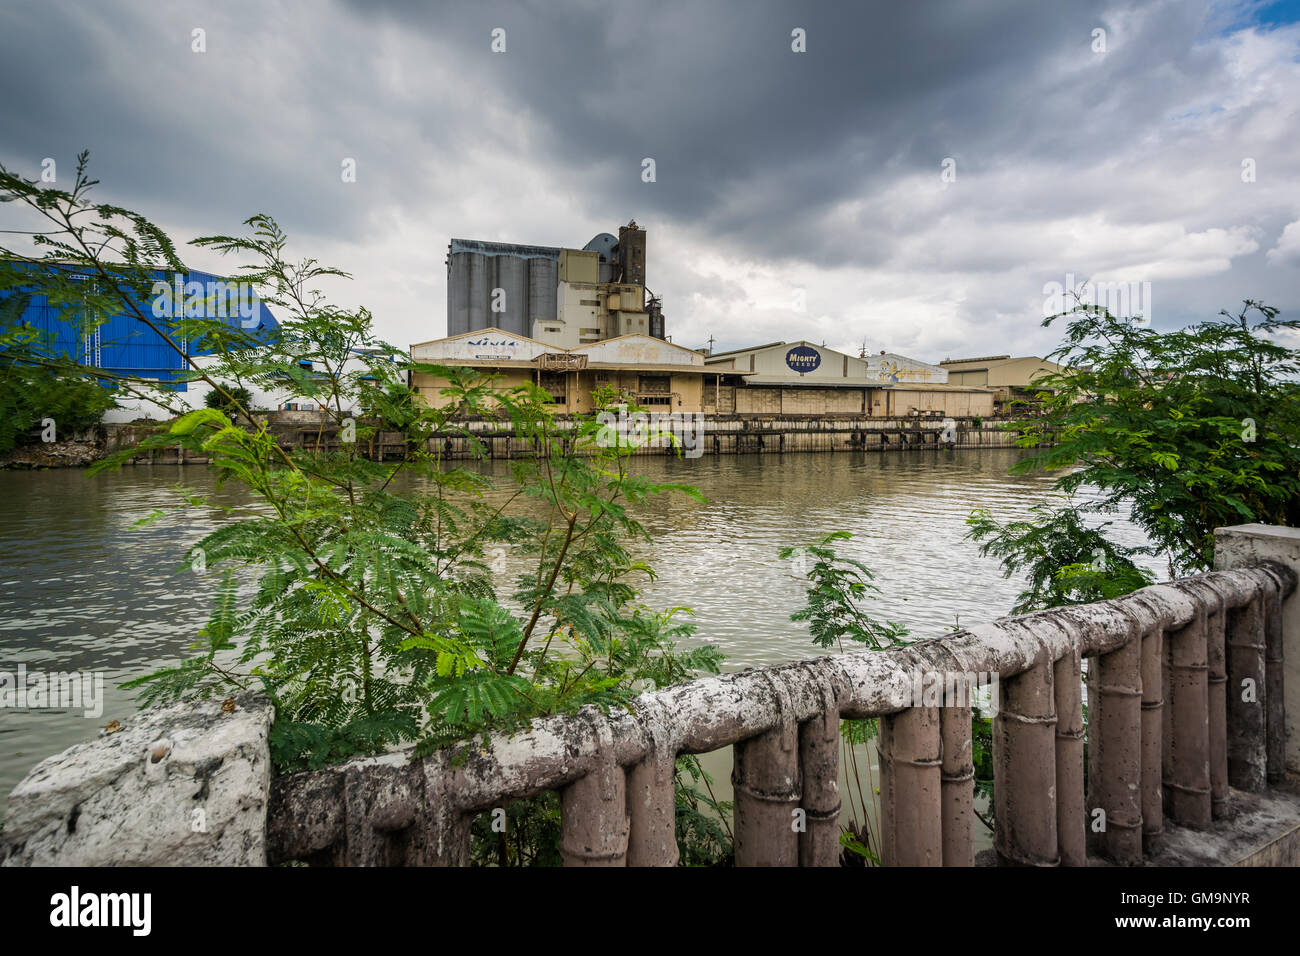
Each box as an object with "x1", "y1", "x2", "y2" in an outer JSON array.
[{"x1": 873, "y1": 354, "x2": 948, "y2": 384}]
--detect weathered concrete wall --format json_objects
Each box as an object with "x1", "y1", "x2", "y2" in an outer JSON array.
[
  {"x1": 7, "y1": 413, "x2": 1021, "y2": 468},
  {"x1": 1215, "y1": 524, "x2": 1300, "y2": 777},
  {"x1": 779, "y1": 387, "x2": 865, "y2": 415},
  {"x1": 1, "y1": 691, "x2": 273, "y2": 867},
  {"x1": 0, "y1": 427, "x2": 108, "y2": 468},
  {"x1": 433, "y1": 416, "x2": 1020, "y2": 458},
  {"x1": 734, "y1": 387, "x2": 782, "y2": 415}
]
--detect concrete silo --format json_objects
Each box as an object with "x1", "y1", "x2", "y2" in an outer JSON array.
[
  {"x1": 447, "y1": 239, "x2": 561, "y2": 338},
  {"x1": 466, "y1": 251, "x2": 489, "y2": 332},
  {"x1": 493, "y1": 253, "x2": 529, "y2": 336},
  {"x1": 528, "y1": 256, "x2": 558, "y2": 326}
]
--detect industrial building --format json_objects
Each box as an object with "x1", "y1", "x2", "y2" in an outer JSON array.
[
  {"x1": 0, "y1": 261, "x2": 400, "y2": 423},
  {"x1": 433, "y1": 222, "x2": 1000, "y2": 424},
  {"x1": 703, "y1": 341, "x2": 996, "y2": 417},
  {"x1": 410, "y1": 328, "x2": 706, "y2": 414},
  {"x1": 938, "y1": 354, "x2": 1067, "y2": 408},
  {"x1": 0, "y1": 263, "x2": 284, "y2": 420},
  {"x1": 445, "y1": 221, "x2": 665, "y2": 344},
  {"x1": 1, "y1": 263, "x2": 279, "y2": 386}
]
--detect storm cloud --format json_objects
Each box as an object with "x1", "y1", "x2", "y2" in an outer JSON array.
[{"x1": 1, "y1": 0, "x2": 1297, "y2": 360}]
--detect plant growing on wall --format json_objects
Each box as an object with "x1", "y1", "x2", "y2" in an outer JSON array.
[
  {"x1": 781, "y1": 530, "x2": 911, "y2": 864},
  {"x1": 966, "y1": 501, "x2": 1155, "y2": 614},
  {"x1": 982, "y1": 298, "x2": 1300, "y2": 582}
]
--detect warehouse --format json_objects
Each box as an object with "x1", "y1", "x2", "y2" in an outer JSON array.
[
  {"x1": 410, "y1": 328, "x2": 707, "y2": 414},
  {"x1": 938, "y1": 354, "x2": 1067, "y2": 408},
  {"x1": 1, "y1": 263, "x2": 279, "y2": 387},
  {"x1": 702, "y1": 341, "x2": 995, "y2": 418}
]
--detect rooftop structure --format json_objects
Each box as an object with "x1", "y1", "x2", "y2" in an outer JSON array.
[
  {"x1": 445, "y1": 222, "x2": 664, "y2": 343},
  {"x1": 938, "y1": 354, "x2": 1067, "y2": 403}
]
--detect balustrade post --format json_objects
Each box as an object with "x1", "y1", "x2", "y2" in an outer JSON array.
[
  {"x1": 940, "y1": 694, "x2": 974, "y2": 867},
  {"x1": 625, "y1": 698, "x2": 678, "y2": 867},
  {"x1": 1225, "y1": 593, "x2": 1267, "y2": 792},
  {"x1": 1054, "y1": 646, "x2": 1086, "y2": 866},
  {"x1": 733, "y1": 675, "x2": 800, "y2": 866},
  {"x1": 1264, "y1": 574, "x2": 1286, "y2": 785},
  {"x1": 1086, "y1": 605, "x2": 1143, "y2": 864},
  {"x1": 626, "y1": 752, "x2": 678, "y2": 866},
  {"x1": 1164, "y1": 599, "x2": 1212, "y2": 828},
  {"x1": 1123, "y1": 594, "x2": 1167, "y2": 848},
  {"x1": 913, "y1": 644, "x2": 975, "y2": 867},
  {"x1": 559, "y1": 717, "x2": 629, "y2": 866},
  {"x1": 417, "y1": 804, "x2": 472, "y2": 866},
  {"x1": 343, "y1": 761, "x2": 417, "y2": 866},
  {"x1": 733, "y1": 723, "x2": 801, "y2": 866},
  {"x1": 1183, "y1": 579, "x2": 1229, "y2": 815},
  {"x1": 1140, "y1": 615, "x2": 1165, "y2": 844},
  {"x1": 879, "y1": 703, "x2": 942, "y2": 866},
  {"x1": 415, "y1": 757, "x2": 472, "y2": 866},
  {"x1": 994, "y1": 653, "x2": 1058, "y2": 866},
  {"x1": 797, "y1": 691, "x2": 842, "y2": 867}
]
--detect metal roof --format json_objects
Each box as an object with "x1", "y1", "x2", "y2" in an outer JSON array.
[
  {"x1": 448, "y1": 238, "x2": 561, "y2": 259},
  {"x1": 704, "y1": 341, "x2": 787, "y2": 359},
  {"x1": 0, "y1": 263, "x2": 280, "y2": 391}
]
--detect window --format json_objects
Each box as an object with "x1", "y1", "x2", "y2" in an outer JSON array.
[
  {"x1": 638, "y1": 375, "x2": 670, "y2": 393},
  {"x1": 539, "y1": 371, "x2": 566, "y2": 403}
]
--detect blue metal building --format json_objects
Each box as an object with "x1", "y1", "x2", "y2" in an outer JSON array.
[{"x1": 1, "y1": 265, "x2": 280, "y2": 390}]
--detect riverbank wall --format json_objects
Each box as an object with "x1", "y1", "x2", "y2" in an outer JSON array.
[{"x1": 1, "y1": 414, "x2": 1028, "y2": 468}]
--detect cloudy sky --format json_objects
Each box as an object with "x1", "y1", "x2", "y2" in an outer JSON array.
[{"x1": 2, "y1": 0, "x2": 1298, "y2": 361}]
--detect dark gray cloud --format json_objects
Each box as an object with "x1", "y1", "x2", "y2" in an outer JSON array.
[{"x1": 1, "y1": 0, "x2": 1297, "y2": 357}]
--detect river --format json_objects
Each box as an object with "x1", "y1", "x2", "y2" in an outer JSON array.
[{"x1": 0, "y1": 448, "x2": 1157, "y2": 826}]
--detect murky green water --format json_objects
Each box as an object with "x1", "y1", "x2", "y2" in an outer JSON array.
[{"x1": 0, "y1": 449, "x2": 1156, "y2": 824}]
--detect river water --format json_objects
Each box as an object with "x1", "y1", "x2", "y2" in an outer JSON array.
[{"x1": 0, "y1": 449, "x2": 1157, "y2": 826}]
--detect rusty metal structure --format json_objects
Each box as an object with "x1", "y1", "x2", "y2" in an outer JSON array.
[{"x1": 265, "y1": 560, "x2": 1295, "y2": 866}]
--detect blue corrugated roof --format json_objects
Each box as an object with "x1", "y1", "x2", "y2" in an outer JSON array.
[{"x1": 0, "y1": 264, "x2": 280, "y2": 391}]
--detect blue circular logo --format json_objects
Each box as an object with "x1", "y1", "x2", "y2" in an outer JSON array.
[{"x1": 785, "y1": 345, "x2": 821, "y2": 373}]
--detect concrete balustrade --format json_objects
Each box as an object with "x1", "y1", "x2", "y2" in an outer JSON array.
[
  {"x1": 3, "y1": 526, "x2": 1298, "y2": 867},
  {"x1": 1054, "y1": 645, "x2": 1086, "y2": 866}
]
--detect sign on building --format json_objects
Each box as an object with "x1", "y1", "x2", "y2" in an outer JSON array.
[{"x1": 785, "y1": 345, "x2": 821, "y2": 373}]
